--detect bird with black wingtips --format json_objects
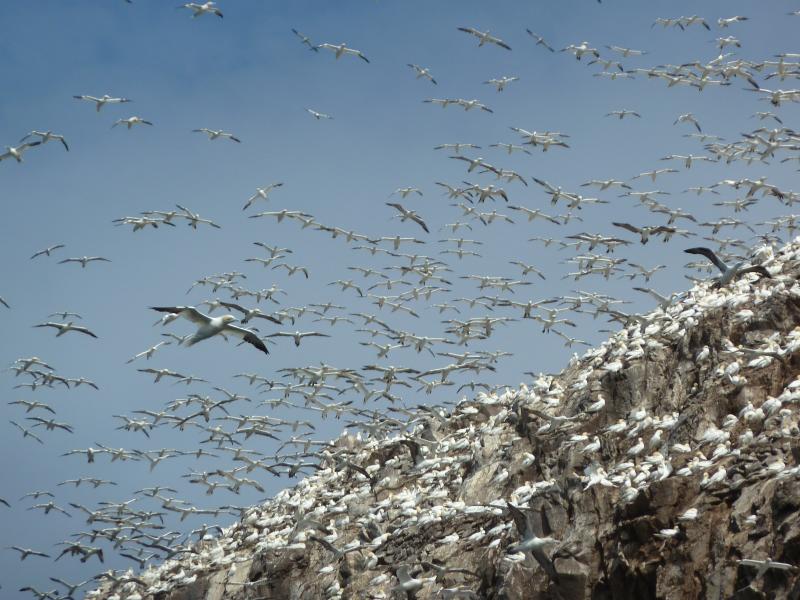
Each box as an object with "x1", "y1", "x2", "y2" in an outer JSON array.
[
  {"x1": 386, "y1": 202, "x2": 429, "y2": 233},
  {"x1": 150, "y1": 306, "x2": 270, "y2": 355},
  {"x1": 684, "y1": 247, "x2": 771, "y2": 287},
  {"x1": 506, "y1": 502, "x2": 560, "y2": 582}
]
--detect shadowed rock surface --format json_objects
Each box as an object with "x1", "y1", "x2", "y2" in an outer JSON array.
[{"x1": 90, "y1": 241, "x2": 800, "y2": 600}]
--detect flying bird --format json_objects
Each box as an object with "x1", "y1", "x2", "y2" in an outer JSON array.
[
  {"x1": 33, "y1": 322, "x2": 98, "y2": 338},
  {"x1": 526, "y1": 30, "x2": 555, "y2": 52},
  {"x1": 73, "y1": 94, "x2": 132, "y2": 111},
  {"x1": 58, "y1": 256, "x2": 111, "y2": 268},
  {"x1": 306, "y1": 108, "x2": 333, "y2": 120},
  {"x1": 192, "y1": 128, "x2": 241, "y2": 143},
  {"x1": 291, "y1": 28, "x2": 319, "y2": 51},
  {"x1": 266, "y1": 331, "x2": 331, "y2": 347},
  {"x1": 317, "y1": 43, "x2": 370, "y2": 62},
  {"x1": 612, "y1": 222, "x2": 676, "y2": 244},
  {"x1": 457, "y1": 27, "x2": 512, "y2": 50},
  {"x1": 30, "y1": 244, "x2": 65, "y2": 259},
  {"x1": 386, "y1": 202, "x2": 429, "y2": 233},
  {"x1": 684, "y1": 247, "x2": 771, "y2": 287},
  {"x1": 506, "y1": 502, "x2": 560, "y2": 581},
  {"x1": 407, "y1": 64, "x2": 437, "y2": 84},
  {"x1": 0, "y1": 141, "x2": 41, "y2": 163},
  {"x1": 150, "y1": 306, "x2": 270, "y2": 355},
  {"x1": 112, "y1": 116, "x2": 153, "y2": 129},
  {"x1": 20, "y1": 131, "x2": 69, "y2": 151},
  {"x1": 179, "y1": 2, "x2": 223, "y2": 18}
]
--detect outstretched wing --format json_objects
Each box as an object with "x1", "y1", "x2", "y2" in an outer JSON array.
[
  {"x1": 612, "y1": 222, "x2": 641, "y2": 234},
  {"x1": 150, "y1": 306, "x2": 210, "y2": 325},
  {"x1": 224, "y1": 324, "x2": 270, "y2": 355},
  {"x1": 683, "y1": 247, "x2": 727, "y2": 273},
  {"x1": 737, "y1": 265, "x2": 771, "y2": 279}
]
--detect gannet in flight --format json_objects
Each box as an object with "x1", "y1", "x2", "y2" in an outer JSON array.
[
  {"x1": 192, "y1": 128, "x2": 241, "y2": 142},
  {"x1": 30, "y1": 244, "x2": 65, "y2": 259},
  {"x1": 179, "y1": 2, "x2": 223, "y2": 18},
  {"x1": 20, "y1": 131, "x2": 69, "y2": 151},
  {"x1": 605, "y1": 109, "x2": 641, "y2": 119},
  {"x1": 317, "y1": 43, "x2": 370, "y2": 62},
  {"x1": 266, "y1": 331, "x2": 331, "y2": 347},
  {"x1": 58, "y1": 256, "x2": 111, "y2": 268},
  {"x1": 306, "y1": 108, "x2": 333, "y2": 120},
  {"x1": 506, "y1": 502, "x2": 559, "y2": 581},
  {"x1": 291, "y1": 28, "x2": 319, "y2": 51},
  {"x1": 150, "y1": 306, "x2": 269, "y2": 355},
  {"x1": 0, "y1": 141, "x2": 41, "y2": 163},
  {"x1": 243, "y1": 182, "x2": 284, "y2": 211},
  {"x1": 718, "y1": 16, "x2": 748, "y2": 28},
  {"x1": 612, "y1": 222, "x2": 676, "y2": 244},
  {"x1": 386, "y1": 202, "x2": 429, "y2": 233},
  {"x1": 33, "y1": 322, "x2": 98, "y2": 338},
  {"x1": 457, "y1": 27, "x2": 512, "y2": 50},
  {"x1": 484, "y1": 76, "x2": 519, "y2": 92},
  {"x1": 684, "y1": 247, "x2": 771, "y2": 287},
  {"x1": 526, "y1": 30, "x2": 555, "y2": 52},
  {"x1": 112, "y1": 116, "x2": 153, "y2": 129},
  {"x1": 0, "y1": 296, "x2": 8, "y2": 309},
  {"x1": 674, "y1": 113, "x2": 702, "y2": 132},
  {"x1": 407, "y1": 63, "x2": 437, "y2": 84},
  {"x1": 73, "y1": 94, "x2": 132, "y2": 111}
]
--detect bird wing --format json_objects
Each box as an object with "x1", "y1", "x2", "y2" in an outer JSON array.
[
  {"x1": 737, "y1": 265, "x2": 771, "y2": 279},
  {"x1": 506, "y1": 502, "x2": 532, "y2": 538},
  {"x1": 224, "y1": 324, "x2": 270, "y2": 355},
  {"x1": 612, "y1": 222, "x2": 641, "y2": 234},
  {"x1": 150, "y1": 306, "x2": 210, "y2": 325},
  {"x1": 683, "y1": 247, "x2": 727, "y2": 273}
]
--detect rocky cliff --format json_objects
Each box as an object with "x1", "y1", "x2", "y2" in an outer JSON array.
[{"x1": 89, "y1": 241, "x2": 800, "y2": 600}]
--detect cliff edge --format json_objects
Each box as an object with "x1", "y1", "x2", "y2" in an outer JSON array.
[{"x1": 90, "y1": 241, "x2": 800, "y2": 600}]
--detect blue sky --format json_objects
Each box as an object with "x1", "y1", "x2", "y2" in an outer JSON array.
[{"x1": 1, "y1": 0, "x2": 798, "y2": 596}]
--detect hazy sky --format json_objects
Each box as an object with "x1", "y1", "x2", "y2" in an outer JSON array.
[{"x1": 1, "y1": 0, "x2": 798, "y2": 597}]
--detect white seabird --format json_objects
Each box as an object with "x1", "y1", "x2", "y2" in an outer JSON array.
[{"x1": 149, "y1": 306, "x2": 269, "y2": 355}]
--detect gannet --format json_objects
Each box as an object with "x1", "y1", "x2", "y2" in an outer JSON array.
[
  {"x1": 306, "y1": 108, "x2": 333, "y2": 120},
  {"x1": 407, "y1": 63, "x2": 437, "y2": 84},
  {"x1": 683, "y1": 247, "x2": 771, "y2": 287},
  {"x1": 317, "y1": 42, "x2": 370, "y2": 62},
  {"x1": 0, "y1": 141, "x2": 41, "y2": 163},
  {"x1": 30, "y1": 244, "x2": 65, "y2": 259},
  {"x1": 73, "y1": 94, "x2": 132, "y2": 111},
  {"x1": 526, "y1": 30, "x2": 555, "y2": 52},
  {"x1": 505, "y1": 502, "x2": 559, "y2": 581},
  {"x1": 20, "y1": 131, "x2": 69, "y2": 151},
  {"x1": 386, "y1": 202, "x2": 429, "y2": 233},
  {"x1": 150, "y1": 306, "x2": 269, "y2": 355},
  {"x1": 291, "y1": 28, "x2": 318, "y2": 51},
  {"x1": 457, "y1": 27, "x2": 512, "y2": 50},
  {"x1": 266, "y1": 331, "x2": 331, "y2": 347},
  {"x1": 112, "y1": 116, "x2": 153, "y2": 129},
  {"x1": 33, "y1": 322, "x2": 98, "y2": 338},
  {"x1": 192, "y1": 128, "x2": 241, "y2": 143},
  {"x1": 58, "y1": 256, "x2": 111, "y2": 268},
  {"x1": 179, "y1": 2, "x2": 223, "y2": 18},
  {"x1": 242, "y1": 183, "x2": 284, "y2": 211}
]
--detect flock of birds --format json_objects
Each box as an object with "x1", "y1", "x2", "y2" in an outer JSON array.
[{"x1": 2, "y1": 2, "x2": 800, "y2": 599}]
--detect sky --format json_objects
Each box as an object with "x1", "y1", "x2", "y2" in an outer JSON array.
[{"x1": 1, "y1": 0, "x2": 798, "y2": 597}]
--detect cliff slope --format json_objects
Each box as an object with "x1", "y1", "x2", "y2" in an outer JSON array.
[{"x1": 91, "y1": 241, "x2": 800, "y2": 600}]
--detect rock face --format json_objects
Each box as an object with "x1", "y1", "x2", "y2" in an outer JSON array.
[{"x1": 90, "y1": 242, "x2": 800, "y2": 600}]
